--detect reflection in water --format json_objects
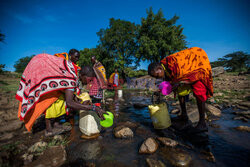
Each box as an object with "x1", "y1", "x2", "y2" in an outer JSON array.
[{"x1": 67, "y1": 140, "x2": 103, "y2": 162}]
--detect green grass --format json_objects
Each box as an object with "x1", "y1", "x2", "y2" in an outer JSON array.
[
  {"x1": 104, "y1": 90, "x2": 115, "y2": 98},
  {"x1": 225, "y1": 72, "x2": 239, "y2": 76},
  {"x1": 0, "y1": 141, "x2": 22, "y2": 155},
  {"x1": 0, "y1": 74, "x2": 20, "y2": 97}
]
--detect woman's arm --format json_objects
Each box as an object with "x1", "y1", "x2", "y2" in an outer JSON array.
[{"x1": 65, "y1": 89, "x2": 106, "y2": 119}]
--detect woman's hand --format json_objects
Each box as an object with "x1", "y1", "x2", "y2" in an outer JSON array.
[{"x1": 95, "y1": 107, "x2": 107, "y2": 120}]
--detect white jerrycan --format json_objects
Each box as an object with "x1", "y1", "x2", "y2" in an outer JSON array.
[{"x1": 79, "y1": 110, "x2": 101, "y2": 136}]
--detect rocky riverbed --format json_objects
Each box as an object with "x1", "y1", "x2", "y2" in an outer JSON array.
[{"x1": 0, "y1": 72, "x2": 249, "y2": 166}]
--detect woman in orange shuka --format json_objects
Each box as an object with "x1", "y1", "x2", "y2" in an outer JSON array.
[{"x1": 148, "y1": 47, "x2": 213, "y2": 133}]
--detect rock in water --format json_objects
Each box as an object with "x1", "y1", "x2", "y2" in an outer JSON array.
[
  {"x1": 212, "y1": 67, "x2": 224, "y2": 77},
  {"x1": 157, "y1": 137, "x2": 178, "y2": 147},
  {"x1": 160, "y1": 147, "x2": 192, "y2": 167},
  {"x1": 205, "y1": 104, "x2": 221, "y2": 117},
  {"x1": 139, "y1": 138, "x2": 158, "y2": 154},
  {"x1": 146, "y1": 158, "x2": 166, "y2": 167},
  {"x1": 171, "y1": 109, "x2": 180, "y2": 114},
  {"x1": 113, "y1": 126, "x2": 133, "y2": 139},
  {"x1": 26, "y1": 146, "x2": 66, "y2": 166},
  {"x1": 234, "y1": 126, "x2": 250, "y2": 132},
  {"x1": 106, "y1": 98, "x2": 114, "y2": 102}
]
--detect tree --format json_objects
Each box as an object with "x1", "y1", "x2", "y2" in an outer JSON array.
[
  {"x1": 14, "y1": 55, "x2": 35, "y2": 73},
  {"x1": 136, "y1": 7, "x2": 187, "y2": 63},
  {"x1": 97, "y1": 18, "x2": 138, "y2": 73},
  {"x1": 210, "y1": 60, "x2": 226, "y2": 68},
  {"x1": 218, "y1": 51, "x2": 250, "y2": 72},
  {"x1": 0, "y1": 64, "x2": 5, "y2": 73},
  {"x1": 78, "y1": 48, "x2": 98, "y2": 67}
]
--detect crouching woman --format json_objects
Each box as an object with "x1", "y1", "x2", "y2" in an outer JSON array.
[{"x1": 16, "y1": 53, "x2": 106, "y2": 136}]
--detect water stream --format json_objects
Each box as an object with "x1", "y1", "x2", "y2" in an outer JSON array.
[{"x1": 65, "y1": 90, "x2": 250, "y2": 167}]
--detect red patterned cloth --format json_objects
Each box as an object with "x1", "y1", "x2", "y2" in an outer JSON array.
[
  {"x1": 86, "y1": 77, "x2": 102, "y2": 99},
  {"x1": 192, "y1": 81, "x2": 208, "y2": 102},
  {"x1": 16, "y1": 53, "x2": 79, "y2": 120}
]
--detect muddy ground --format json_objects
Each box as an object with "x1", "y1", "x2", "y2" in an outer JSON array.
[{"x1": 0, "y1": 72, "x2": 249, "y2": 166}]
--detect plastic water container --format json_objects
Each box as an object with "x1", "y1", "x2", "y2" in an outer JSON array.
[
  {"x1": 79, "y1": 110, "x2": 101, "y2": 136},
  {"x1": 148, "y1": 103, "x2": 171, "y2": 129},
  {"x1": 100, "y1": 111, "x2": 114, "y2": 128},
  {"x1": 158, "y1": 81, "x2": 172, "y2": 95},
  {"x1": 118, "y1": 90, "x2": 123, "y2": 98}
]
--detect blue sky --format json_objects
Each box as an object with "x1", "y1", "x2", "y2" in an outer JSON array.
[{"x1": 0, "y1": 0, "x2": 249, "y2": 71}]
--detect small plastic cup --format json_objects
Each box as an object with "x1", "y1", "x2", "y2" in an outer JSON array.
[
  {"x1": 100, "y1": 111, "x2": 114, "y2": 128},
  {"x1": 158, "y1": 81, "x2": 172, "y2": 95}
]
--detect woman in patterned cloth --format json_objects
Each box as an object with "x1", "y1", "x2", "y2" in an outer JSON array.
[
  {"x1": 16, "y1": 52, "x2": 106, "y2": 136},
  {"x1": 148, "y1": 47, "x2": 213, "y2": 133}
]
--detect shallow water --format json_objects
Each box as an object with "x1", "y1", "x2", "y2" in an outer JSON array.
[{"x1": 66, "y1": 90, "x2": 250, "y2": 167}]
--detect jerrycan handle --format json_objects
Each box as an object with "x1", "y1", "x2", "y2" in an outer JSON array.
[{"x1": 152, "y1": 91, "x2": 161, "y2": 104}]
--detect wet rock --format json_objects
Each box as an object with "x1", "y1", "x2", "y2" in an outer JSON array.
[
  {"x1": 236, "y1": 105, "x2": 249, "y2": 111},
  {"x1": 139, "y1": 138, "x2": 158, "y2": 154},
  {"x1": 22, "y1": 153, "x2": 33, "y2": 165},
  {"x1": 234, "y1": 126, "x2": 250, "y2": 132},
  {"x1": 172, "y1": 101, "x2": 180, "y2": 106},
  {"x1": 171, "y1": 109, "x2": 180, "y2": 114},
  {"x1": 205, "y1": 104, "x2": 221, "y2": 117},
  {"x1": 113, "y1": 126, "x2": 133, "y2": 139},
  {"x1": 106, "y1": 98, "x2": 114, "y2": 102},
  {"x1": 233, "y1": 116, "x2": 248, "y2": 122},
  {"x1": 212, "y1": 104, "x2": 223, "y2": 110},
  {"x1": 213, "y1": 92, "x2": 223, "y2": 97},
  {"x1": 133, "y1": 103, "x2": 148, "y2": 108},
  {"x1": 212, "y1": 67, "x2": 224, "y2": 77},
  {"x1": 28, "y1": 141, "x2": 47, "y2": 153},
  {"x1": 146, "y1": 158, "x2": 166, "y2": 167},
  {"x1": 157, "y1": 137, "x2": 178, "y2": 147},
  {"x1": 119, "y1": 98, "x2": 125, "y2": 102},
  {"x1": 160, "y1": 147, "x2": 192, "y2": 167},
  {"x1": 26, "y1": 146, "x2": 66, "y2": 167},
  {"x1": 237, "y1": 101, "x2": 250, "y2": 108},
  {"x1": 233, "y1": 111, "x2": 250, "y2": 116},
  {"x1": 117, "y1": 121, "x2": 139, "y2": 129},
  {"x1": 0, "y1": 133, "x2": 14, "y2": 141},
  {"x1": 53, "y1": 135, "x2": 63, "y2": 141},
  {"x1": 0, "y1": 120, "x2": 23, "y2": 133}
]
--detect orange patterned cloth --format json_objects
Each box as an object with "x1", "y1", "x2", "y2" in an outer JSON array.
[{"x1": 161, "y1": 47, "x2": 213, "y2": 99}]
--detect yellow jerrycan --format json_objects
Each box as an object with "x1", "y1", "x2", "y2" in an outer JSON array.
[{"x1": 148, "y1": 102, "x2": 171, "y2": 129}]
